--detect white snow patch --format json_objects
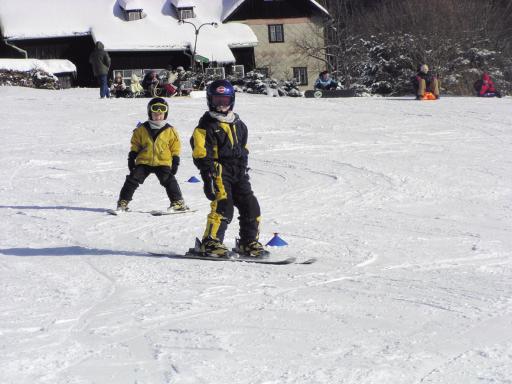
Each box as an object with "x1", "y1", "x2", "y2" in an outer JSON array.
[{"x1": 0, "y1": 59, "x2": 75, "y2": 74}]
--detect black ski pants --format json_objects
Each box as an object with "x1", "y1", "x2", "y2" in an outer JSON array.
[
  {"x1": 203, "y1": 162, "x2": 261, "y2": 243},
  {"x1": 119, "y1": 165, "x2": 182, "y2": 203}
]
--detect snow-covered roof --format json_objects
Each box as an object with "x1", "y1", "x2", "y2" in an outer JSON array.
[
  {"x1": 0, "y1": 0, "x2": 257, "y2": 64},
  {"x1": 222, "y1": 0, "x2": 330, "y2": 21},
  {"x1": 118, "y1": 0, "x2": 144, "y2": 11},
  {"x1": 221, "y1": 0, "x2": 246, "y2": 21},
  {"x1": 309, "y1": 0, "x2": 330, "y2": 17},
  {"x1": 170, "y1": 0, "x2": 197, "y2": 7},
  {"x1": 40, "y1": 59, "x2": 77, "y2": 74},
  {"x1": 0, "y1": 0, "x2": 92, "y2": 40},
  {"x1": 0, "y1": 59, "x2": 76, "y2": 74}
]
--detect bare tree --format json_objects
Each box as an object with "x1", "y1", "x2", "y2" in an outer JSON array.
[
  {"x1": 293, "y1": 23, "x2": 333, "y2": 71},
  {"x1": 294, "y1": 0, "x2": 368, "y2": 87},
  {"x1": 296, "y1": 0, "x2": 512, "y2": 93}
]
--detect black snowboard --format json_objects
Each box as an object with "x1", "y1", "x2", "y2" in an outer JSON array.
[{"x1": 304, "y1": 89, "x2": 357, "y2": 98}]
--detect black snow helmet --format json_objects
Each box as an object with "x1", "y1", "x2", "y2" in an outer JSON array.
[
  {"x1": 147, "y1": 97, "x2": 169, "y2": 120},
  {"x1": 207, "y1": 79, "x2": 235, "y2": 113}
]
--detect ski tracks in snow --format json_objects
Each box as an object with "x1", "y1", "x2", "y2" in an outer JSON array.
[{"x1": 39, "y1": 256, "x2": 191, "y2": 383}]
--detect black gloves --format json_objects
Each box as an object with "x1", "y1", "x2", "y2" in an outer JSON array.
[
  {"x1": 171, "y1": 156, "x2": 180, "y2": 175},
  {"x1": 200, "y1": 169, "x2": 217, "y2": 201},
  {"x1": 128, "y1": 151, "x2": 137, "y2": 172}
]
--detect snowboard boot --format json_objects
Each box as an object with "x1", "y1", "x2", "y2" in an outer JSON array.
[
  {"x1": 201, "y1": 237, "x2": 229, "y2": 257},
  {"x1": 236, "y1": 239, "x2": 270, "y2": 258},
  {"x1": 168, "y1": 199, "x2": 189, "y2": 212},
  {"x1": 116, "y1": 199, "x2": 129, "y2": 212}
]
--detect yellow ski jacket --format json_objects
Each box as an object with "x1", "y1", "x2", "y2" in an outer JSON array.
[{"x1": 131, "y1": 122, "x2": 181, "y2": 167}]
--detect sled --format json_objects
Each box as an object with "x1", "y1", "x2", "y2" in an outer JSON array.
[
  {"x1": 304, "y1": 89, "x2": 357, "y2": 98},
  {"x1": 420, "y1": 91, "x2": 438, "y2": 101}
]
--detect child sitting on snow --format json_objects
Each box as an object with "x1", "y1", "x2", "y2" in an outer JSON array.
[
  {"x1": 474, "y1": 73, "x2": 502, "y2": 98},
  {"x1": 314, "y1": 71, "x2": 338, "y2": 90},
  {"x1": 130, "y1": 73, "x2": 144, "y2": 97},
  {"x1": 412, "y1": 64, "x2": 440, "y2": 100},
  {"x1": 142, "y1": 71, "x2": 161, "y2": 97},
  {"x1": 110, "y1": 72, "x2": 128, "y2": 98}
]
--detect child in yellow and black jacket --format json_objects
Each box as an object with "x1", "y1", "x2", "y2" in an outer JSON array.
[
  {"x1": 190, "y1": 80, "x2": 268, "y2": 257},
  {"x1": 115, "y1": 97, "x2": 188, "y2": 212}
]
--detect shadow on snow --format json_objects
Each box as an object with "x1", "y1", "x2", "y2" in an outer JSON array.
[
  {"x1": 0, "y1": 246, "x2": 146, "y2": 257},
  {"x1": 0, "y1": 205, "x2": 107, "y2": 213}
]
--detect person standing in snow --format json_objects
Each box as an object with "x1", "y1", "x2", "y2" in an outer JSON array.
[
  {"x1": 88, "y1": 41, "x2": 111, "y2": 99},
  {"x1": 189, "y1": 79, "x2": 268, "y2": 258},
  {"x1": 474, "y1": 72, "x2": 502, "y2": 98},
  {"x1": 314, "y1": 70, "x2": 338, "y2": 90},
  {"x1": 412, "y1": 64, "x2": 440, "y2": 100},
  {"x1": 115, "y1": 98, "x2": 188, "y2": 213}
]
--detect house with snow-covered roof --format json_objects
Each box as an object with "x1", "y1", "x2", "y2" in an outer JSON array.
[
  {"x1": 224, "y1": 0, "x2": 330, "y2": 86},
  {"x1": 0, "y1": 0, "x2": 330, "y2": 88}
]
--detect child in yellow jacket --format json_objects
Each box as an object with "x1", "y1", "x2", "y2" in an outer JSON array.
[{"x1": 115, "y1": 97, "x2": 188, "y2": 212}]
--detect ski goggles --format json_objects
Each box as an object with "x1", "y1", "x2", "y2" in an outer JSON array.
[
  {"x1": 150, "y1": 103, "x2": 168, "y2": 113},
  {"x1": 211, "y1": 95, "x2": 232, "y2": 107}
]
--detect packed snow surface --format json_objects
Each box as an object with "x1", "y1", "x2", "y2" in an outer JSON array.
[{"x1": 0, "y1": 87, "x2": 511, "y2": 384}]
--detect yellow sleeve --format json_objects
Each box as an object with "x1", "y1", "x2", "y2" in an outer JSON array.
[
  {"x1": 192, "y1": 127, "x2": 208, "y2": 159},
  {"x1": 169, "y1": 127, "x2": 181, "y2": 157},
  {"x1": 130, "y1": 128, "x2": 141, "y2": 152}
]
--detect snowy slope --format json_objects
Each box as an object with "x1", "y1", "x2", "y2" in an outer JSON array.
[{"x1": 0, "y1": 87, "x2": 511, "y2": 384}]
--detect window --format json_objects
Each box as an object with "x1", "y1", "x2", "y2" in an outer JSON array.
[
  {"x1": 178, "y1": 7, "x2": 195, "y2": 20},
  {"x1": 255, "y1": 67, "x2": 269, "y2": 78},
  {"x1": 293, "y1": 67, "x2": 308, "y2": 85},
  {"x1": 205, "y1": 67, "x2": 226, "y2": 80},
  {"x1": 125, "y1": 10, "x2": 145, "y2": 21},
  {"x1": 232, "y1": 65, "x2": 245, "y2": 78},
  {"x1": 268, "y1": 24, "x2": 284, "y2": 43}
]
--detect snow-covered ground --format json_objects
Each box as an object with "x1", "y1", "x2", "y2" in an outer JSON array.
[{"x1": 1, "y1": 87, "x2": 511, "y2": 384}]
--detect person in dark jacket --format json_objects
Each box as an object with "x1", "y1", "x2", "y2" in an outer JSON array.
[
  {"x1": 190, "y1": 79, "x2": 268, "y2": 258},
  {"x1": 142, "y1": 71, "x2": 161, "y2": 97},
  {"x1": 173, "y1": 66, "x2": 189, "y2": 96},
  {"x1": 115, "y1": 98, "x2": 188, "y2": 213},
  {"x1": 412, "y1": 64, "x2": 440, "y2": 100},
  {"x1": 314, "y1": 70, "x2": 338, "y2": 90},
  {"x1": 474, "y1": 73, "x2": 502, "y2": 97},
  {"x1": 88, "y1": 41, "x2": 111, "y2": 99}
]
